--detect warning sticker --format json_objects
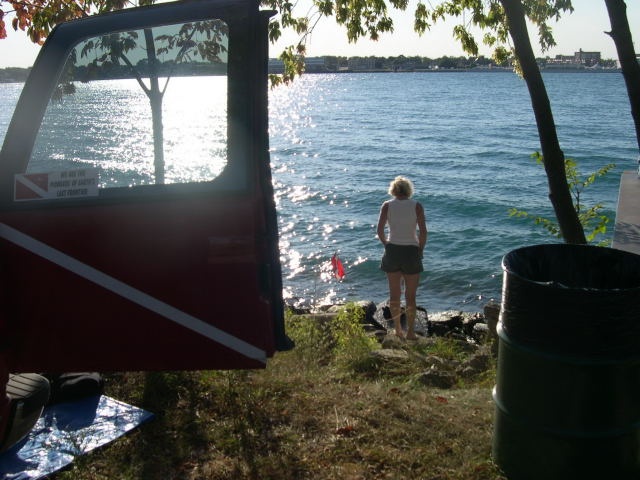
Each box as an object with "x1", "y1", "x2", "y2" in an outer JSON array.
[{"x1": 14, "y1": 169, "x2": 100, "y2": 201}]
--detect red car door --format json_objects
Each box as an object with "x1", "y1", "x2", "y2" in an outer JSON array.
[{"x1": 0, "y1": 0, "x2": 289, "y2": 374}]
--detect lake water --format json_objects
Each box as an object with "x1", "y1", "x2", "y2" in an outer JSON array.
[{"x1": 1, "y1": 71, "x2": 637, "y2": 312}]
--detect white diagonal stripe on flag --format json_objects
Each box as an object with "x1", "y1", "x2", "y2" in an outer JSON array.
[{"x1": 16, "y1": 175, "x2": 49, "y2": 198}]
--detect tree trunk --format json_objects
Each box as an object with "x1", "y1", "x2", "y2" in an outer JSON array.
[
  {"x1": 149, "y1": 91, "x2": 165, "y2": 184},
  {"x1": 500, "y1": 0, "x2": 587, "y2": 244},
  {"x1": 144, "y1": 28, "x2": 165, "y2": 184},
  {"x1": 604, "y1": 0, "x2": 640, "y2": 153}
]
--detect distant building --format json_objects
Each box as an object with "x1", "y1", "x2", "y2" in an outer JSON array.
[
  {"x1": 267, "y1": 57, "x2": 340, "y2": 74},
  {"x1": 304, "y1": 57, "x2": 330, "y2": 73},
  {"x1": 574, "y1": 49, "x2": 601, "y2": 66},
  {"x1": 546, "y1": 49, "x2": 603, "y2": 69},
  {"x1": 347, "y1": 57, "x2": 379, "y2": 71},
  {"x1": 553, "y1": 54, "x2": 575, "y2": 63}
]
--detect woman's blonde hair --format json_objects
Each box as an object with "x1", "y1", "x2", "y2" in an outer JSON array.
[{"x1": 388, "y1": 176, "x2": 414, "y2": 198}]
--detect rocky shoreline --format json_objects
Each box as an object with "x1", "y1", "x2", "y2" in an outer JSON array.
[{"x1": 288, "y1": 299, "x2": 501, "y2": 388}]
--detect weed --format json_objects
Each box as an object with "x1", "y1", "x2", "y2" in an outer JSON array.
[
  {"x1": 509, "y1": 153, "x2": 615, "y2": 245},
  {"x1": 330, "y1": 303, "x2": 379, "y2": 371},
  {"x1": 414, "y1": 336, "x2": 470, "y2": 362}
]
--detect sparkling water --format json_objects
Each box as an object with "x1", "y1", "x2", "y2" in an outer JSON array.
[{"x1": 1, "y1": 71, "x2": 636, "y2": 312}]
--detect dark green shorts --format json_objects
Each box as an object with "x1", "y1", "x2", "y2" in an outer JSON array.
[{"x1": 380, "y1": 243, "x2": 423, "y2": 274}]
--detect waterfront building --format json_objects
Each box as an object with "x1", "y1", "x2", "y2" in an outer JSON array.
[{"x1": 574, "y1": 49, "x2": 601, "y2": 67}]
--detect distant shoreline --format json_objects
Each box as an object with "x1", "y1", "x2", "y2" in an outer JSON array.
[
  {"x1": 299, "y1": 67, "x2": 622, "y2": 74},
  {"x1": 0, "y1": 66, "x2": 622, "y2": 83}
]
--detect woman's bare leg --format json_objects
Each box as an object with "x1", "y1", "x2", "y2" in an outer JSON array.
[
  {"x1": 403, "y1": 273, "x2": 420, "y2": 340},
  {"x1": 386, "y1": 271, "x2": 404, "y2": 338}
]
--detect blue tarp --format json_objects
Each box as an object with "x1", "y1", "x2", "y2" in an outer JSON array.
[{"x1": 0, "y1": 395, "x2": 154, "y2": 480}]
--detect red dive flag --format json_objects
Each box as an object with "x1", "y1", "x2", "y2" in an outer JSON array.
[{"x1": 331, "y1": 253, "x2": 345, "y2": 280}]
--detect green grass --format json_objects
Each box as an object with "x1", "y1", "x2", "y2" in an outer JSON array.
[{"x1": 54, "y1": 304, "x2": 505, "y2": 480}]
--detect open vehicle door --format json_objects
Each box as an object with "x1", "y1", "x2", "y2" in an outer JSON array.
[{"x1": 0, "y1": 0, "x2": 289, "y2": 377}]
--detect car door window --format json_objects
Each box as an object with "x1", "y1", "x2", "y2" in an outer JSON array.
[{"x1": 27, "y1": 21, "x2": 229, "y2": 190}]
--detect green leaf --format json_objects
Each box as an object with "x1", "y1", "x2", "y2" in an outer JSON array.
[{"x1": 510, "y1": 153, "x2": 615, "y2": 245}]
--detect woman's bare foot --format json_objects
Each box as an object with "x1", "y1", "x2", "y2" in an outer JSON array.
[{"x1": 406, "y1": 332, "x2": 418, "y2": 341}]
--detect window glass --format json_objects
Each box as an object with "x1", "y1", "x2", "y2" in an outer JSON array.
[{"x1": 28, "y1": 20, "x2": 229, "y2": 189}]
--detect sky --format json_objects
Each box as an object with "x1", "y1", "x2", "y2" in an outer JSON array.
[{"x1": 1, "y1": 0, "x2": 639, "y2": 68}]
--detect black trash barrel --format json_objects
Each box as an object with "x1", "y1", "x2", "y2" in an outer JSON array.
[{"x1": 493, "y1": 244, "x2": 640, "y2": 480}]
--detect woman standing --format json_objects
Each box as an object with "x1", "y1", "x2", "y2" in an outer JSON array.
[{"x1": 377, "y1": 176, "x2": 428, "y2": 340}]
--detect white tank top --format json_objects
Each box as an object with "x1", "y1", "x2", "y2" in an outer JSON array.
[{"x1": 387, "y1": 198, "x2": 419, "y2": 246}]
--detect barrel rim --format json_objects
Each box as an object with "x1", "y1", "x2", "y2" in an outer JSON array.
[{"x1": 501, "y1": 243, "x2": 640, "y2": 293}]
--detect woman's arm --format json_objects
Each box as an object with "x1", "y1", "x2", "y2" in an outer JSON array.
[
  {"x1": 377, "y1": 202, "x2": 389, "y2": 245},
  {"x1": 416, "y1": 202, "x2": 428, "y2": 250}
]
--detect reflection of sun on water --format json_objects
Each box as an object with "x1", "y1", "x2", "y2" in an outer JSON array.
[
  {"x1": 269, "y1": 75, "x2": 354, "y2": 308},
  {"x1": 32, "y1": 76, "x2": 230, "y2": 187},
  {"x1": 162, "y1": 76, "x2": 227, "y2": 183}
]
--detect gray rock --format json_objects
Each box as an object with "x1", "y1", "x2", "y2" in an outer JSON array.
[
  {"x1": 381, "y1": 335, "x2": 406, "y2": 349},
  {"x1": 371, "y1": 348, "x2": 410, "y2": 361},
  {"x1": 473, "y1": 323, "x2": 489, "y2": 334},
  {"x1": 470, "y1": 322, "x2": 489, "y2": 343},
  {"x1": 368, "y1": 330, "x2": 387, "y2": 342},
  {"x1": 416, "y1": 366, "x2": 457, "y2": 389},
  {"x1": 428, "y1": 311, "x2": 465, "y2": 336},
  {"x1": 423, "y1": 355, "x2": 447, "y2": 369},
  {"x1": 457, "y1": 352, "x2": 492, "y2": 378},
  {"x1": 373, "y1": 301, "x2": 428, "y2": 332}
]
